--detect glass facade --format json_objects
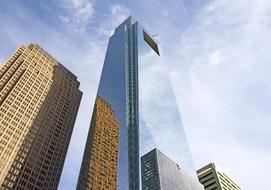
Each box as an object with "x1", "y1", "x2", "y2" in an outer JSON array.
[
  {"x1": 141, "y1": 149, "x2": 204, "y2": 190},
  {"x1": 76, "y1": 96, "x2": 119, "y2": 190},
  {"x1": 77, "y1": 16, "x2": 195, "y2": 190},
  {"x1": 137, "y1": 19, "x2": 195, "y2": 176}
]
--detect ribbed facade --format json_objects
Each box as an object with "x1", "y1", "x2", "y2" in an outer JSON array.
[
  {"x1": 0, "y1": 44, "x2": 82, "y2": 190},
  {"x1": 197, "y1": 163, "x2": 241, "y2": 190}
]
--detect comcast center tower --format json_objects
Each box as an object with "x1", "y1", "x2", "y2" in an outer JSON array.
[{"x1": 77, "y1": 16, "x2": 194, "y2": 190}]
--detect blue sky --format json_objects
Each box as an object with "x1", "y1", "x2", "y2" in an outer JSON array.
[{"x1": 0, "y1": 0, "x2": 270, "y2": 190}]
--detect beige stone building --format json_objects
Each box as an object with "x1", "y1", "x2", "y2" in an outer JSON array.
[
  {"x1": 0, "y1": 44, "x2": 82, "y2": 189},
  {"x1": 197, "y1": 163, "x2": 241, "y2": 190}
]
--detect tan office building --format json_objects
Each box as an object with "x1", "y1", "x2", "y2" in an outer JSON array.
[
  {"x1": 197, "y1": 163, "x2": 241, "y2": 190},
  {"x1": 77, "y1": 96, "x2": 119, "y2": 190},
  {"x1": 0, "y1": 44, "x2": 82, "y2": 190}
]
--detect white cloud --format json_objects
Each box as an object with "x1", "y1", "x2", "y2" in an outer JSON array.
[
  {"x1": 59, "y1": 15, "x2": 70, "y2": 24},
  {"x1": 59, "y1": 0, "x2": 95, "y2": 32},
  {"x1": 110, "y1": 4, "x2": 130, "y2": 23},
  {"x1": 208, "y1": 50, "x2": 222, "y2": 67},
  {"x1": 96, "y1": 4, "x2": 130, "y2": 37},
  {"x1": 169, "y1": 0, "x2": 271, "y2": 189}
]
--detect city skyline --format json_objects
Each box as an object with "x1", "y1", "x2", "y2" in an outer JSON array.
[{"x1": 0, "y1": 1, "x2": 270, "y2": 190}]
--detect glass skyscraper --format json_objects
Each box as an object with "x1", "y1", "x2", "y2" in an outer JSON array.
[{"x1": 77, "y1": 16, "x2": 194, "y2": 190}]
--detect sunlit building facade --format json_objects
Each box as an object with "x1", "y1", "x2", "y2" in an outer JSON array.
[
  {"x1": 0, "y1": 44, "x2": 82, "y2": 189},
  {"x1": 197, "y1": 163, "x2": 241, "y2": 190},
  {"x1": 77, "y1": 16, "x2": 194, "y2": 190}
]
